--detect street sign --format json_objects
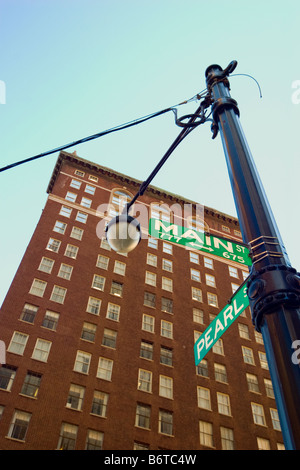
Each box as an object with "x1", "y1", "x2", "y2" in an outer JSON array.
[
  {"x1": 194, "y1": 284, "x2": 249, "y2": 365},
  {"x1": 149, "y1": 218, "x2": 252, "y2": 266}
]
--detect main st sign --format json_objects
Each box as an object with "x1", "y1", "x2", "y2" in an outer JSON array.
[{"x1": 149, "y1": 218, "x2": 252, "y2": 266}]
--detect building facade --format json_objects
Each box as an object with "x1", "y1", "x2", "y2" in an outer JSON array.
[{"x1": 0, "y1": 151, "x2": 284, "y2": 450}]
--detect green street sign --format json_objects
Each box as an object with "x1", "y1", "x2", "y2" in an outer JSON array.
[
  {"x1": 194, "y1": 284, "x2": 249, "y2": 365},
  {"x1": 149, "y1": 218, "x2": 252, "y2": 266}
]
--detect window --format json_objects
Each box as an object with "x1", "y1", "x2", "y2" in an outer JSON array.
[
  {"x1": 85, "y1": 183, "x2": 96, "y2": 194},
  {"x1": 113, "y1": 260, "x2": 126, "y2": 276},
  {"x1": 64, "y1": 244, "x2": 78, "y2": 259},
  {"x1": 65, "y1": 191, "x2": 77, "y2": 203},
  {"x1": 204, "y1": 257, "x2": 213, "y2": 269},
  {"x1": 214, "y1": 363, "x2": 228, "y2": 383},
  {"x1": 162, "y1": 259, "x2": 172, "y2": 272},
  {"x1": 38, "y1": 257, "x2": 54, "y2": 274},
  {"x1": 32, "y1": 339, "x2": 52, "y2": 362},
  {"x1": 47, "y1": 238, "x2": 61, "y2": 253},
  {"x1": 270, "y1": 408, "x2": 281, "y2": 431},
  {"x1": 161, "y1": 297, "x2": 173, "y2": 314},
  {"x1": 192, "y1": 287, "x2": 202, "y2": 302},
  {"x1": 242, "y1": 346, "x2": 255, "y2": 365},
  {"x1": 238, "y1": 323, "x2": 250, "y2": 340},
  {"x1": 190, "y1": 252, "x2": 199, "y2": 264},
  {"x1": 159, "y1": 375, "x2": 173, "y2": 399},
  {"x1": 163, "y1": 242, "x2": 172, "y2": 255},
  {"x1": 212, "y1": 339, "x2": 224, "y2": 355},
  {"x1": 100, "y1": 238, "x2": 111, "y2": 250},
  {"x1": 251, "y1": 403, "x2": 266, "y2": 426},
  {"x1": 147, "y1": 253, "x2": 157, "y2": 267},
  {"x1": 191, "y1": 269, "x2": 201, "y2": 282},
  {"x1": 229, "y1": 266, "x2": 239, "y2": 278},
  {"x1": 102, "y1": 329, "x2": 117, "y2": 348},
  {"x1": 8, "y1": 332, "x2": 28, "y2": 355},
  {"x1": 257, "y1": 437, "x2": 270, "y2": 450},
  {"x1": 21, "y1": 371, "x2": 42, "y2": 398},
  {"x1": 85, "y1": 430, "x2": 104, "y2": 450},
  {"x1": 97, "y1": 254, "x2": 109, "y2": 270},
  {"x1": 74, "y1": 351, "x2": 91, "y2": 374},
  {"x1": 138, "y1": 369, "x2": 152, "y2": 392},
  {"x1": 42, "y1": 310, "x2": 59, "y2": 330},
  {"x1": 144, "y1": 292, "x2": 156, "y2": 308},
  {"x1": 145, "y1": 271, "x2": 156, "y2": 286},
  {"x1": 80, "y1": 197, "x2": 92, "y2": 208},
  {"x1": 161, "y1": 320, "x2": 173, "y2": 339},
  {"x1": 0, "y1": 365, "x2": 17, "y2": 391},
  {"x1": 160, "y1": 347, "x2": 173, "y2": 366},
  {"x1": 221, "y1": 427, "x2": 235, "y2": 450},
  {"x1": 259, "y1": 351, "x2": 269, "y2": 370},
  {"x1": 60, "y1": 206, "x2": 72, "y2": 218},
  {"x1": 91, "y1": 391, "x2": 109, "y2": 417},
  {"x1": 29, "y1": 279, "x2": 47, "y2": 298},
  {"x1": 142, "y1": 314, "x2": 155, "y2": 333},
  {"x1": 110, "y1": 281, "x2": 123, "y2": 297},
  {"x1": 50, "y1": 286, "x2": 67, "y2": 304},
  {"x1": 70, "y1": 226, "x2": 84, "y2": 240},
  {"x1": 151, "y1": 203, "x2": 171, "y2": 222},
  {"x1": 231, "y1": 283, "x2": 239, "y2": 294},
  {"x1": 162, "y1": 277, "x2": 172, "y2": 292},
  {"x1": 205, "y1": 274, "x2": 216, "y2": 288},
  {"x1": 20, "y1": 304, "x2": 38, "y2": 323},
  {"x1": 75, "y1": 211, "x2": 88, "y2": 224},
  {"x1": 53, "y1": 221, "x2": 67, "y2": 234},
  {"x1": 217, "y1": 393, "x2": 231, "y2": 416},
  {"x1": 87, "y1": 296, "x2": 101, "y2": 315},
  {"x1": 246, "y1": 373, "x2": 260, "y2": 393},
  {"x1": 193, "y1": 308, "x2": 204, "y2": 324},
  {"x1": 148, "y1": 237, "x2": 158, "y2": 249},
  {"x1": 97, "y1": 357, "x2": 113, "y2": 381},
  {"x1": 140, "y1": 341, "x2": 153, "y2": 360},
  {"x1": 207, "y1": 292, "x2": 218, "y2": 307},
  {"x1": 66, "y1": 384, "x2": 85, "y2": 411},
  {"x1": 57, "y1": 423, "x2": 78, "y2": 450},
  {"x1": 197, "y1": 386, "x2": 211, "y2": 410},
  {"x1": 196, "y1": 360, "x2": 208, "y2": 378},
  {"x1": 58, "y1": 263, "x2": 73, "y2": 280},
  {"x1": 199, "y1": 421, "x2": 213, "y2": 447},
  {"x1": 255, "y1": 331, "x2": 264, "y2": 344},
  {"x1": 8, "y1": 410, "x2": 31, "y2": 442},
  {"x1": 264, "y1": 378, "x2": 275, "y2": 399},
  {"x1": 70, "y1": 179, "x2": 81, "y2": 189},
  {"x1": 81, "y1": 322, "x2": 97, "y2": 342},
  {"x1": 159, "y1": 410, "x2": 173, "y2": 435},
  {"x1": 92, "y1": 274, "x2": 105, "y2": 291},
  {"x1": 135, "y1": 403, "x2": 151, "y2": 429},
  {"x1": 106, "y1": 303, "x2": 120, "y2": 322},
  {"x1": 75, "y1": 170, "x2": 85, "y2": 177},
  {"x1": 110, "y1": 189, "x2": 132, "y2": 214},
  {"x1": 222, "y1": 225, "x2": 230, "y2": 233}
]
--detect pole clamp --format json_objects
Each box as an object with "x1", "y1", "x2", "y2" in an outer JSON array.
[{"x1": 247, "y1": 265, "x2": 300, "y2": 332}]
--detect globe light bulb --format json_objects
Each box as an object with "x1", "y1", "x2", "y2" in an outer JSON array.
[{"x1": 105, "y1": 214, "x2": 141, "y2": 254}]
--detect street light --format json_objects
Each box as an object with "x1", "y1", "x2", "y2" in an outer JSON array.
[
  {"x1": 105, "y1": 61, "x2": 300, "y2": 449},
  {"x1": 105, "y1": 211, "x2": 141, "y2": 254}
]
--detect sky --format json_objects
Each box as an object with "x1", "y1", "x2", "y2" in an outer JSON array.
[{"x1": 0, "y1": 0, "x2": 299, "y2": 306}]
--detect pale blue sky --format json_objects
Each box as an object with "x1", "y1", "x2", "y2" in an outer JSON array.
[{"x1": 0, "y1": 0, "x2": 299, "y2": 305}]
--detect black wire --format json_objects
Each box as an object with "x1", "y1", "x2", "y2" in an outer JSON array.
[{"x1": 0, "y1": 91, "x2": 208, "y2": 174}]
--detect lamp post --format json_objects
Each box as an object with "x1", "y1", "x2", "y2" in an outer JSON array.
[{"x1": 106, "y1": 61, "x2": 300, "y2": 449}]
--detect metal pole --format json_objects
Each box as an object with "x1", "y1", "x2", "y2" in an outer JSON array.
[{"x1": 205, "y1": 62, "x2": 300, "y2": 449}]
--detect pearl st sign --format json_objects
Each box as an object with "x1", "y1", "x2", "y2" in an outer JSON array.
[
  {"x1": 149, "y1": 219, "x2": 252, "y2": 266},
  {"x1": 194, "y1": 284, "x2": 249, "y2": 365}
]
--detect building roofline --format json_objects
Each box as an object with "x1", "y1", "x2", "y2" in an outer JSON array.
[{"x1": 47, "y1": 150, "x2": 239, "y2": 225}]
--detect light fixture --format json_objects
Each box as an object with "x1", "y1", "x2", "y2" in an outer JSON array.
[{"x1": 105, "y1": 213, "x2": 141, "y2": 254}]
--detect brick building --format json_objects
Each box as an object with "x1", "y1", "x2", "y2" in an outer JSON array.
[{"x1": 0, "y1": 151, "x2": 284, "y2": 450}]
